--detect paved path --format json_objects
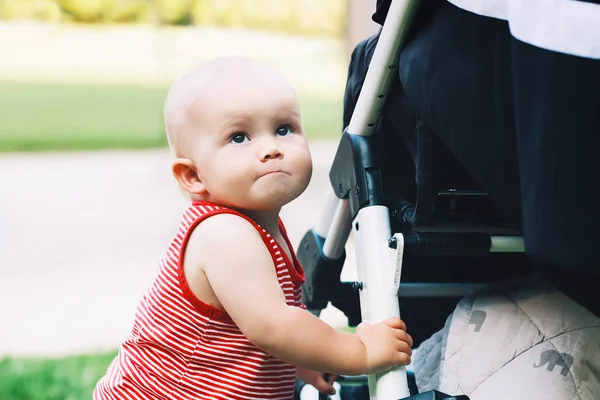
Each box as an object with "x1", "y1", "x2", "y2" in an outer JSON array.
[{"x1": 0, "y1": 142, "x2": 358, "y2": 357}]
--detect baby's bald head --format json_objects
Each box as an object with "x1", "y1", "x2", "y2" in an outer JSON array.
[{"x1": 163, "y1": 56, "x2": 298, "y2": 157}]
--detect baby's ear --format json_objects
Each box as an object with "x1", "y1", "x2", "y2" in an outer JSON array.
[{"x1": 172, "y1": 158, "x2": 206, "y2": 195}]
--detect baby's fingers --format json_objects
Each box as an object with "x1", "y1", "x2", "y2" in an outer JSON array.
[
  {"x1": 395, "y1": 330, "x2": 413, "y2": 347},
  {"x1": 381, "y1": 317, "x2": 407, "y2": 331},
  {"x1": 396, "y1": 339, "x2": 413, "y2": 357},
  {"x1": 394, "y1": 350, "x2": 412, "y2": 366},
  {"x1": 312, "y1": 375, "x2": 336, "y2": 395}
]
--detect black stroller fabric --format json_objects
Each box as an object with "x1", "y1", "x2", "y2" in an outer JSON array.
[
  {"x1": 346, "y1": 1, "x2": 600, "y2": 316},
  {"x1": 397, "y1": 1, "x2": 600, "y2": 272}
]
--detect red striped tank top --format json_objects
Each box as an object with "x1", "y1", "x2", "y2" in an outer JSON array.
[{"x1": 94, "y1": 201, "x2": 305, "y2": 400}]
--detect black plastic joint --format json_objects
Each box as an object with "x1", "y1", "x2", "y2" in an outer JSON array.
[
  {"x1": 329, "y1": 129, "x2": 386, "y2": 219},
  {"x1": 296, "y1": 229, "x2": 347, "y2": 311},
  {"x1": 400, "y1": 390, "x2": 470, "y2": 400}
]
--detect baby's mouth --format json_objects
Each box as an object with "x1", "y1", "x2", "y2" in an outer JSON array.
[{"x1": 260, "y1": 168, "x2": 288, "y2": 177}]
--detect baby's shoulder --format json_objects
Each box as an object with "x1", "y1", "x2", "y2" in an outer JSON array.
[
  {"x1": 188, "y1": 212, "x2": 264, "y2": 253},
  {"x1": 184, "y1": 212, "x2": 273, "y2": 274}
]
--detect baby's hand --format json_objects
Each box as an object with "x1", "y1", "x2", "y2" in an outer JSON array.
[
  {"x1": 356, "y1": 317, "x2": 413, "y2": 374},
  {"x1": 296, "y1": 367, "x2": 339, "y2": 396}
]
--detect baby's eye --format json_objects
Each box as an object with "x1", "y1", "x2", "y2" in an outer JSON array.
[
  {"x1": 230, "y1": 132, "x2": 249, "y2": 144},
  {"x1": 275, "y1": 125, "x2": 294, "y2": 137}
]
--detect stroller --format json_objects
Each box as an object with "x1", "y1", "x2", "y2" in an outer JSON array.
[{"x1": 294, "y1": 1, "x2": 600, "y2": 399}]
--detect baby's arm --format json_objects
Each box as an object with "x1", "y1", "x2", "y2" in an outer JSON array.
[{"x1": 186, "y1": 214, "x2": 412, "y2": 376}]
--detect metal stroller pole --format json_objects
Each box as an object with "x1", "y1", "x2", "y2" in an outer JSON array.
[
  {"x1": 317, "y1": 0, "x2": 419, "y2": 261},
  {"x1": 312, "y1": 1, "x2": 420, "y2": 399}
]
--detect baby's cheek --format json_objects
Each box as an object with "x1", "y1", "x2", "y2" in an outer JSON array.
[
  {"x1": 220, "y1": 164, "x2": 245, "y2": 182},
  {"x1": 301, "y1": 155, "x2": 313, "y2": 184}
]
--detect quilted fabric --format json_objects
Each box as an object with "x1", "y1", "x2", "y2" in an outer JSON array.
[{"x1": 413, "y1": 274, "x2": 600, "y2": 400}]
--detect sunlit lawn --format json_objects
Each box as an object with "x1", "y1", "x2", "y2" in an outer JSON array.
[
  {"x1": 0, "y1": 351, "x2": 117, "y2": 400},
  {"x1": 0, "y1": 328, "x2": 356, "y2": 400},
  {"x1": 0, "y1": 81, "x2": 342, "y2": 152}
]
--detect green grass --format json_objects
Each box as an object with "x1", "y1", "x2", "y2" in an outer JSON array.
[
  {"x1": 0, "y1": 81, "x2": 342, "y2": 152},
  {"x1": 0, "y1": 326, "x2": 351, "y2": 399},
  {"x1": 0, "y1": 351, "x2": 117, "y2": 400},
  {"x1": 0, "y1": 326, "x2": 354, "y2": 399}
]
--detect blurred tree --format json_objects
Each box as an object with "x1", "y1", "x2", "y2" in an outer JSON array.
[
  {"x1": 241, "y1": 0, "x2": 294, "y2": 31},
  {"x1": 191, "y1": 0, "x2": 242, "y2": 27},
  {"x1": 57, "y1": 0, "x2": 116, "y2": 22},
  {"x1": 154, "y1": 0, "x2": 191, "y2": 25},
  {"x1": 0, "y1": 0, "x2": 35, "y2": 20},
  {"x1": 34, "y1": 0, "x2": 62, "y2": 21},
  {"x1": 0, "y1": 0, "x2": 61, "y2": 21},
  {"x1": 107, "y1": 0, "x2": 152, "y2": 23},
  {"x1": 0, "y1": 0, "x2": 347, "y2": 35}
]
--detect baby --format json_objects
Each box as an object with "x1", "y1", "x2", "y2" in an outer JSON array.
[{"x1": 94, "y1": 56, "x2": 412, "y2": 399}]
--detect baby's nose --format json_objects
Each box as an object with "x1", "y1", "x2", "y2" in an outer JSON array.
[{"x1": 260, "y1": 139, "x2": 283, "y2": 161}]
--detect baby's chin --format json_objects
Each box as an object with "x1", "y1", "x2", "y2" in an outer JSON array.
[
  {"x1": 251, "y1": 180, "x2": 307, "y2": 206},
  {"x1": 249, "y1": 196, "x2": 296, "y2": 211},
  {"x1": 213, "y1": 178, "x2": 309, "y2": 211},
  {"x1": 234, "y1": 191, "x2": 300, "y2": 212}
]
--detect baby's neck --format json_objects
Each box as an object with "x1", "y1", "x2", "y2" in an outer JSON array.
[{"x1": 238, "y1": 209, "x2": 281, "y2": 237}]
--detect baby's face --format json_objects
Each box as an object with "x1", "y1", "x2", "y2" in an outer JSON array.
[{"x1": 185, "y1": 72, "x2": 313, "y2": 211}]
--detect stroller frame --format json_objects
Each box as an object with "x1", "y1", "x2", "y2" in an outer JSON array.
[{"x1": 297, "y1": 0, "x2": 525, "y2": 398}]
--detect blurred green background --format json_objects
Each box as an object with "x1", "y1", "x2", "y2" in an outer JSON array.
[
  {"x1": 0, "y1": 0, "x2": 356, "y2": 153},
  {"x1": 0, "y1": 351, "x2": 118, "y2": 400},
  {"x1": 0, "y1": 0, "x2": 345, "y2": 34},
  {"x1": 0, "y1": 81, "x2": 342, "y2": 151}
]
